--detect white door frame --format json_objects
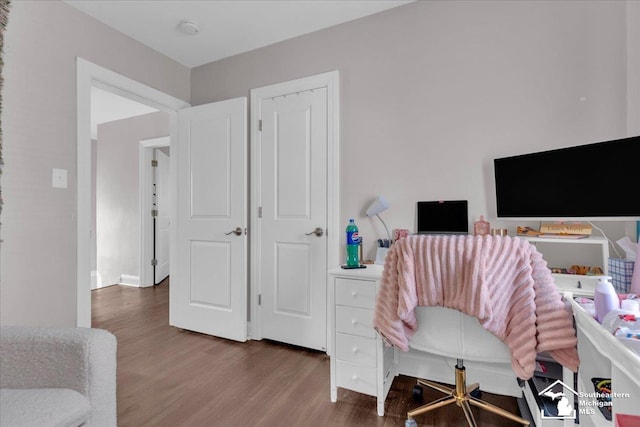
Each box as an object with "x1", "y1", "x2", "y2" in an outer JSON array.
[
  {"x1": 139, "y1": 136, "x2": 170, "y2": 288},
  {"x1": 76, "y1": 58, "x2": 190, "y2": 327},
  {"x1": 249, "y1": 70, "x2": 340, "y2": 340}
]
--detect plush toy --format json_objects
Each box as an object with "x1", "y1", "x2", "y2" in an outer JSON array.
[
  {"x1": 590, "y1": 266, "x2": 604, "y2": 275},
  {"x1": 570, "y1": 265, "x2": 590, "y2": 275}
]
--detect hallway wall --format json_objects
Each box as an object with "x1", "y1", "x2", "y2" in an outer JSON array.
[
  {"x1": 1, "y1": 1, "x2": 189, "y2": 326},
  {"x1": 96, "y1": 111, "x2": 169, "y2": 288}
]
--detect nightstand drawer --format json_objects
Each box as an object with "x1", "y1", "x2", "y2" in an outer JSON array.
[
  {"x1": 336, "y1": 360, "x2": 376, "y2": 397},
  {"x1": 336, "y1": 306, "x2": 375, "y2": 338},
  {"x1": 335, "y1": 278, "x2": 376, "y2": 309},
  {"x1": 336, "y1": 333, "x2": 376, "y2": 366}
]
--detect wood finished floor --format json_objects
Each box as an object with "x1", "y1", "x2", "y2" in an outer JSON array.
[{"x1": 92, "y1": 279, "x2": 525, "y2": 427}]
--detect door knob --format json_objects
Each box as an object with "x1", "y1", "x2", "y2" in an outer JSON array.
[
  {"x1": 305, "y1": 227, "x2": 324, "y2": 237},
  {"x1": 225, "y1": 227, "x2": 243, "y2": 236}
]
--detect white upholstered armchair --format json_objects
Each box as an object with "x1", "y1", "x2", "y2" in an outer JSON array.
[{"x1": 0, "y1": 326, "x2": 117, "y2": 427}]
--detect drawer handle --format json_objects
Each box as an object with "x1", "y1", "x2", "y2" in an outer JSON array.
[
  {"x1": 351, "y1": 319, "x2": 358, "y2": 326},
  {"x1": 352, "y1": 374, "x2": 358, "y2": 381},
  {"x1": 352, "y1": 346, "x2": 358, "y2": 354},
  {"x1": 351, "y1": 291, "x2": 358, "y2": 297}
]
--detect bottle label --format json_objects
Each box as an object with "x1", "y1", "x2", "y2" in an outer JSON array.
[{"x1": 347, "y1": 231, "x2": 360, "y2": 245}]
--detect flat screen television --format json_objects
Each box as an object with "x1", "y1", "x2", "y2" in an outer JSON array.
[
  {"x1": 417, "y1": 200, "x2": 468, "y2": 234},
  {"x1": 493, "y1": 136, "x2": 640, "y2": 219}
]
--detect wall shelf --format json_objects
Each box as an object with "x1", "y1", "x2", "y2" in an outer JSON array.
[{"x1": 520, "y1": 236, "x2": 610, "y2": 297}]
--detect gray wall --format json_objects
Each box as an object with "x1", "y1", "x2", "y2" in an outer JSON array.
[
  {"x1": 1, "y1": 0, "x2": 638, "y2": 327},
  {"x1": 96, "y1": 112, "x2": 169, "y2": 288},
  {"x1": 191, "y1": 0, "x2": 636, "y2": 261},
  {"x1": 1, "y1": 1, "x2": 189, "y2": 327}
]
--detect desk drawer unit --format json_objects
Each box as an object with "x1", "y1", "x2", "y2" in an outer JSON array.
[
  {"x1": 329, "y1": 268, "x2": 396, "y2": 417},
  {"x1": 336, "y1": 333, "x2": 377, "y2": 366},
  {"x1": 336, "y1": 360, "x2": 377, "y2": 396},
  {"x1": 553, "y1": 274, "x2": 598, "y2": 297},
  {"x1": 335, "y1": 306, "x2": 376, "y2": 338},
  {"x1": 335, "y1": 277, "x2": 376, "y2": 309}
]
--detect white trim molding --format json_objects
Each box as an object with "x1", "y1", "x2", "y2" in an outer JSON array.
[{"x1": 77, "y1": 58, "x2": 190, "y2": 327}]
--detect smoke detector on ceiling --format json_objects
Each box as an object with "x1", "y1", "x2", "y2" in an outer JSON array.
[{"x1": 178, "y1": 20, "x2": 200, "y2": 36}]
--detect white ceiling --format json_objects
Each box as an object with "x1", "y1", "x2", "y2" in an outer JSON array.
[
  {"x1": 64, "y1": 0, "x2": 413, "y2": 68},
  {"x1": 76, "y1": 0, "x2": 412, "y2": 134}
]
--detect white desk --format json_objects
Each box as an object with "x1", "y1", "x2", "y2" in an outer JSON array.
[
  {"x1": 328, "y1": 265, "x2": 522, "y2": 417},
  {"x1": 567, "y1": 296, "x2": 640, "y2": 427}
]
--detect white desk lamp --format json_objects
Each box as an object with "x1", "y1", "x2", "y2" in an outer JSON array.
[{"x1": 366, "y1": 196, "x2": 391, "y2": 264}]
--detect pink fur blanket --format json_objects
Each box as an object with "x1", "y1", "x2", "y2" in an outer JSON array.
[{"x1": 373, "y1": 235, "x2": 579, "y2": 379}]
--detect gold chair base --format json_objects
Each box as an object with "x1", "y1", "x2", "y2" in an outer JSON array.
[{"x1": 407, "y1": 366, "x2": 530, "y2": 427}]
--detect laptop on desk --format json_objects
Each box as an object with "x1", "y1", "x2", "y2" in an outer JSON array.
[{"x1": 416, "y1": 200, "x2": 469, "y2": 235}]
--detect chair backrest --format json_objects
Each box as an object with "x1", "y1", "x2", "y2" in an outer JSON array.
[{"x1": 409, "y1": 306, "x2": 512, "y2": 363}]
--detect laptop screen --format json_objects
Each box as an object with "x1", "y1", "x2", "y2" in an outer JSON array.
[{"x1": 416, "y1": 200, "x2": 469, "y2": 234}]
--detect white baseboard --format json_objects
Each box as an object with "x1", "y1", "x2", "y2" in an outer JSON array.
[
  {"x1": 119, "y1": 274, "x2": 140, "y2": 287},
  {"x1": 91, "y1": 269, "x2": 102, "y2": 290}
]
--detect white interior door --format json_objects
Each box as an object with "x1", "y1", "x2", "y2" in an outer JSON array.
[
  {"x1": 171, "y1": 97, "x2": 247, "y2": 341},
  {"x1": 257, "y1": 88, "x2": 328, "y2": 351},
  {"x1": 154, "y1": 147, "x2": 170, "y2": 283}
]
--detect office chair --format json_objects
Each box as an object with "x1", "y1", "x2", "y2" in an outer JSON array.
[{"x1": 404, "y1": 306, "x2": 530, "y2": 427}]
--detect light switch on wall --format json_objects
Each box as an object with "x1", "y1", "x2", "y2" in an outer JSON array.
[{"x1": 52, "y1": 168, "x2": 68, "y2": 189}]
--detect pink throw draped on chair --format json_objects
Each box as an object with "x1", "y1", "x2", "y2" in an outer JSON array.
[{"x1": 373, "y1": 235, "x2": 579, "y2": 380}]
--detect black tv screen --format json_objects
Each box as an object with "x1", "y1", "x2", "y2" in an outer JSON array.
[
  {"x1": 417, "y1": 200, "x2": 468, "y2": 234},
  {"x1": 494, "y1": 136, "x2": 640, "y2": 219}
]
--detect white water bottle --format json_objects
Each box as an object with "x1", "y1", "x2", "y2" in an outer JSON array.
[{"x1": 594, "y1": 276, "x2": 619, "y2": 323}]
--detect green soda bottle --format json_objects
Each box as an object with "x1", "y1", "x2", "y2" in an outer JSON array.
[{"x1": 345, "y1": 219, "x2": 360, "y2": 267}]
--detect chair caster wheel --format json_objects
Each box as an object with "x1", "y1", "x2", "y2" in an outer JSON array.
[
  {"x1": 405, "y1": 419, "x2": 418, "y2": 427},
  {"x1": 412, "y1": 384, "x2": 424, "y2": 402},
  {"x1": 470, "y1": 388, "x2": 482, "y2": 399}
]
